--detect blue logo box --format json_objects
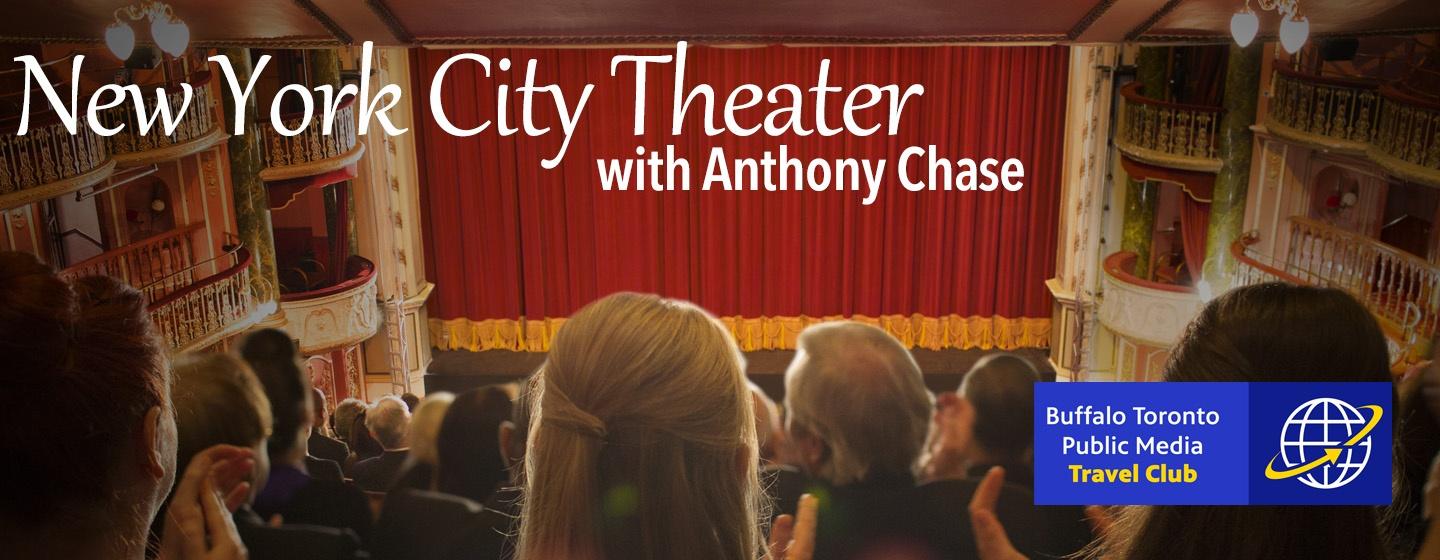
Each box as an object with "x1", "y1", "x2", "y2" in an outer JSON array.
[{"x1": 1033, "y1": 382, "x2": 1391, "y2": 506}]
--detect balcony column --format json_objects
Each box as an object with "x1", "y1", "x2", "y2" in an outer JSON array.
[
  {"x1": 310, "y1": 49, "x2": 359, "y2": 274},
  {"x1": 1136, "y1": 46, "x2": 1168, "y2": 101},
  {"x1": 218, "y1": 48, "x2": 279, "y2": 303},
  {"x1": 1201, "y1": 44, "x2": 1262, "y2": 291},
  {"x1": 1121, "y1": 178, "x2": 1158, "y2": 279},
  {"x1": 1119, "y1": 47, "x2": 1166, "y2": 280}
]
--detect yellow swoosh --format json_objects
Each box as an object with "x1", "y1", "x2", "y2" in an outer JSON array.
[
  {"x1": 1343, "y1": 405, "x2": 1383, "y2": 446},
  {"x1": 1265, "y1": 447, "x2": 1341, "y2": 479},
  {"x1": 1263, "y1": 404, "x2": 1383, "y2": 480}
]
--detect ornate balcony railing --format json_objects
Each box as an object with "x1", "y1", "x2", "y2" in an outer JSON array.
[
  {"x1": 1116, "y1": 82, "x2": 1223, "y2": 173},
  {"x1": 104, "y1": 72, "x2": 224, "y2": 166},
  {"x1": 1371, "y1": 85, "x2": 1440, "y2": 186},
  {"x1": 0, "y1": 110, "x2": 115, "y2": 210},
  {"x1": 146, "y1": 244, "x2": 257, "y2": 351},
  {"x1": 1265, "y1": 68, "x2": 1440, "y2": 188},
  {"x1": 1266, "y1": 67, "x2": 1380, "y2": 152},
  {"x1": 1232, "y1": 217, "x2": 1440, "y2": 365},
  {"x1": 260, "y1": 95, "x2": 365, "y2": 183},
  {"x1": 278, "y1": 255, "x2": 380, "y2": 354},
  {"x1": 60, "y1": 222, "x2": 206, "y2": 302}
]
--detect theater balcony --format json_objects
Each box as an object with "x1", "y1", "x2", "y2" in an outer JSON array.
[
  {"x1": 62, "y1": 226, "x2": 265, "y2": 352},
  {"x1": 277, "y1": 255, "x2": 381, "y2": 355},
  {"x1": 1370, "y1": 85, "x2": 1440, "y2": 188},
  {"x1": 104, "y1": 72, "x2": 226, "y2": 167},
  {"x1": 1232, "y1": 216, "x2": 1439, "y2": 370},
  {"x1": 1263, "y1": 67, "x2": 1440, "y2": 189},
  {"x1": 1264, "y1": 67, "x2": 1380, "y2": 155},
  {"x1": 259, "y1": 95, "x2": 366, "y2": 191},
  {"x1": 1115, "y1": 82, "x2": 1223, "y2": 173},
  {"x1": 1097, "y1": 251, "x2": 1206, "y2": 381},
  {"x1": 0, "y1": 109, "x2": 115, "y2": 211}
]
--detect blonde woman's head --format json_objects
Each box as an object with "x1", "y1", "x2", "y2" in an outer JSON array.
[
  {"x1": 407, "y1": 392, "x2": 455, "y2": 467},
  {"x1": 518, "y1": 292, "x2": 760, "y2": 560}
]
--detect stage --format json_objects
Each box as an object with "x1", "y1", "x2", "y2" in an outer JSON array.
[{"x1": 424, "y1": 347, "x2": 1054, "y2": 400}]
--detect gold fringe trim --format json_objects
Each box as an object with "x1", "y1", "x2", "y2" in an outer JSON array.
[{"x1": 429, "y1": 314, "x2": 1050, "y2": 353}]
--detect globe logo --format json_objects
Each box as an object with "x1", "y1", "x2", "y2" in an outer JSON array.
[{"x1": 1264, "y1": 398, "x2": 1383, "y2": 490}]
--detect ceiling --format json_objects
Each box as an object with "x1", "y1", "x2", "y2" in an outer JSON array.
[{"x1": 0, "y1": 0, "x2": 1436, "y2": 47}]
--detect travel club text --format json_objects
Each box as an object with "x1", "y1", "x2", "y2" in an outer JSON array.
[{"x1": 1069, "y1": 464, "x2": 1199, "y2": 484}]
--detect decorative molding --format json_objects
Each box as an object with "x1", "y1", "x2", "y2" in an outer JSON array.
[
  {"x1": 1369, "y1": 147, "x2": 1440, "y2": 190},
  {"x1": 1116, "y1": 143, "x2": 1224, "y2": 172},
  {"x1": 1099, "y1": 263, "x2": 1205, "y2": 347},
  {"x1": 1068, "y1": 0, "x2": 1118, "y2": 40},
  {"x1": 113, "y1": 128, "x2": 228, "y2": 167},
  {"x1": 1255, "y1": 122, "x2": 1369, "y2": 156},
  {"x1": 1138, "y1": 26, "x2": 1440, "y2": 43},
  {"x1": 0, "y1": 35, "x2": 342, "y2": 47},
  {"x1": 0, "y1": 159, "x2": 116, "y2": 212},
  {"x1": 365, "y1": 0, "x2": 415, "y2": 44},
  {"x1": 279, "y1": 270, "x2": 382, "y2": 354},
  {"x1": 1125, "y1": 0, "x2": 1186, "y2": 41},
  {"x1": 414, "y1": 33, "x2": 1070, "y2": 46},
  {"x1": 259, "y1": 142, "x2": 366, "y2": 182},
  {"x1": 290, "y1": 0, "x2": 353, "y2": 45}
]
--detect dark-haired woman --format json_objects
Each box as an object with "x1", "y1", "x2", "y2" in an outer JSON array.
[
  {"x1": 0, "y1": 251, "x2": 251, "y2": 560},
  {"x1": 435, "y1": 385, "x2": 515, "y2": 503},
  {"x1": 971, "y1": 283, "x2": 1415, "y2": 560},
  {"x1": 241, "y1": 329, "x2": 372, "y2": 541}
]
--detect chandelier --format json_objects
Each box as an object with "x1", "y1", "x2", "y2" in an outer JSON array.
[
  {"x1": 104, "y1": 0, "x2": 191, "y2": 60},
  {"x1": 1230, "y1": 0, "x2": 1309, "y2": 53}
]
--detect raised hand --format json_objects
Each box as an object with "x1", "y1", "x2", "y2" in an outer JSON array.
[
  {"x1": 157, "y1": 444, "x2": 254, "y2": 560},
  {"x1": 768, "y1": 493, "x2": 818, "y2": 560},
  {"x1": 968, "y1": 466, "x2": 1028, "y2": 560}
]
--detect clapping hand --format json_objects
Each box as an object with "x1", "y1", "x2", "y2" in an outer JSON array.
[
  {"x1": 969, "y1": 466, "x2": 1029, "y2": 560},
  {"x1": 768, "y1": 493, "x2": 818, "y2": 560},
  {"x1": 157, "y1": 445, "x2": 255, "y2": 560}
]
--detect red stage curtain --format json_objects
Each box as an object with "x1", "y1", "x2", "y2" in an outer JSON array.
[{"x1": 412, "y1": 45, "x2": 1069, "y2": 351}]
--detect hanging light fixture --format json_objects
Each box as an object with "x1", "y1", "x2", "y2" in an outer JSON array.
[
  {"x1": 1229, "y1": 6, "x2": 1259, "y2": 47},
  {"x1": 104, "y1": 0, "x2": 190, "y2": 60},
  {"x1": 104, "y1": 21, "x2": 136, "y2": 60},
  {"x1": 1278, "y1": 13, "x2": 1310, "y2": 54},
  {"x1": 1229, "y1": 0, "x2": 1309, "y2": 52}
]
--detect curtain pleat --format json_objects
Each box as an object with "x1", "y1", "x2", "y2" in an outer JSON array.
[{"x1": 411, "y1": 45, "x2": 1069, "y2": 351}]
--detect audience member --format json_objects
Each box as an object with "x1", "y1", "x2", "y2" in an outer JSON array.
[
  {"x1": 370, "y1": 488, "x2": 509, "y2": 560},
  {"x1": 752, "y1": 382, "x2": 789, "y2": 464},
  {"x1": 169, "y1": 352, "x2": 363, "y2": 560},
  {"x1": 21, "y1": 251, "x2": 1428, "y2": 560},
  {"x1": 781, "y1": 321, "x2": 940, "y2": 560},
  {"x1": 497, "y1": 375, "x2": 537, "y2": 488},
  {"x1": 752, "y1": 384, "x2": 808, "y2": 532},
  {"x1": 1098, "y1": 284, "x2": 1403, "y2": 560},
  {"x1": 401, "y1": 392, "x2": 421, "y2": 412},
  {"x1": 348, "y1": 409, "x2": 386, "y2": 466},
  {"x1": 925, "y1": 354, "x2": 1038, "y2": 485},
  {"x1": 435, "y1": 385, "x2": 515, "y2": 503},
  {"x1": 0, "y1": 252, "x2": 249, "y2": 560},
  {"x1": 241, "y1": 329, "x2": 372, "y2": 540},
  {"x1": 394, "y1": 391, "x2": 456, "y2": 491},
  {"x1": 516, "y1": 292, "x2": 766, "y2": 560},
  {"x1": 309, "y1": 387, "x2": 352, "y2": 470},
  {"x1": 332, "y1": 398, "x2": 365, "y2": 447},
  {"x1": 971, "y1": 284, "x2": 1405, "y2": 560},
  {"x1": 352, "y1": 395, "x2": 413, "y2": 492},
  {"x1": 922, "y1": 353, "x2": 1092, "y2": 558},
  {"x1": 487, "y1": 375, "x2": 536, "y2": 557}
]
